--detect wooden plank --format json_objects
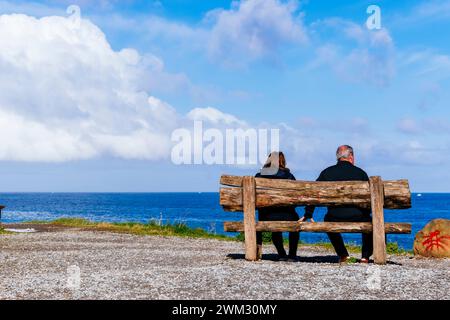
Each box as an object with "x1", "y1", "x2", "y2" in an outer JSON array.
[
  {"x1": 220, "y1": 184, "x2": 410, "y2": 211},
  {"x1": 223, "y1": 221, "x2": 412, "y2": 234},
  {"x1": 383, "y1": 180, "x2": 411, "y2": 208},
  {"x1": 221, "y1": 187, "x2": 369, "y2": 208},
  {"x1": 243, "y1": 176, "x2": 257, "y2": 261},
  {"x1": 222, "y1": 174, "x2": 408, "y2": 192},
  {"x1": 220, "y1": 175, "x2": 244, "y2": 187},
  {"x1": 220, "y1": 175, "x2": 411, "y2": 210},
  {"x1": 222, "y1": 175, "x2": 363, "y2": 189},
  {"x1": 370, "y1": 176, "x2": 387, "y2": 265}
]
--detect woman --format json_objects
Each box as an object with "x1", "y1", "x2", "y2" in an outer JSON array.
[{"x1": 255, "y1": 152, "x2": 300, "y2": 262}]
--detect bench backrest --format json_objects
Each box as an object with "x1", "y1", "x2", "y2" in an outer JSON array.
[{"x1": 220, "y1": 175, "x2": 411, "y2": 212}]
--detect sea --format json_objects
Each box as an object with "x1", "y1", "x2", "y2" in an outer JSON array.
[{"x1": 1, "y1": 193, "x2": 448, "y2": 250}]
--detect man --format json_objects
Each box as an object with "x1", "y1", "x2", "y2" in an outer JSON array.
[{"x1": 300, "y1": 145, "x2": 373, "y2": 263}]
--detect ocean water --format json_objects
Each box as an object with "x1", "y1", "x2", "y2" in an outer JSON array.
[{"x1": 1, "y1": 193, "x2": 448, "y2": 250}]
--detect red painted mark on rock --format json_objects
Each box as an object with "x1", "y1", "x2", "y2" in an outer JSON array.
[{"x1": 422, "y1": 230, "x2": 450, "y2": 251}]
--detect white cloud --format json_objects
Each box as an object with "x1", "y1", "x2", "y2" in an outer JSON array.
[
  {"x1": 0, "y1": 13, "x2": 183, "y2": 162},
  {"x1": 0, "y1": 109, "x2": 97, "y2": 162},
  {"x1": 401, "y1": 50, "x2": 450, "y2": 80},
  {"x1": 0, "y1": 12, "x2": 260, "y2": 163},
  {"x1": 206, "y1": 0, "x2": 308, "y2": 66},
  {"x1": 392, "y1": 0, "x2": 450, "y2": 26},
  {"x1": 309, "y1": 19, "x2": 396, "y2": 87},
  {"x1": 1, "y1": 5, "x2": 447, "y2": 173},
  {"x1": 412, "y1": 0, "x2": 450, "y2": 19},
  {"x1": 396, "y1": 117, "x2": 450, "y2": 135},
  {"x1": 187, "y1": 107, "x2": 246, "y2": 126},
  {"x1": 296, "y1": 116, "x2": 371, "y2": 135},
  {"x1": 94, "y1": 0, "x2": 308, "y2": 67},
  {"x1": 423, "y1": 118, "x2": 450, "y2": 133},
  {"x1": 370, "y1": 140, "x2": 450, "y2": 166},
  {"x1": 397, "y1": 118, "x2": 421, "y2": 134}
]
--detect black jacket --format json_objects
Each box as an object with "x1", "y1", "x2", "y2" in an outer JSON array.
[
  {"x1": 256, "y1": 168, "x2": 299, "y2": 221},
  {"x1": 304, "y1": 161, "x2": 370, "y2": 221}
]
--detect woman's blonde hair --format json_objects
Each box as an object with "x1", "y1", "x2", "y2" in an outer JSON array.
[{"x1": 263, "y1": 151, "x2": 286, "y2": 169}]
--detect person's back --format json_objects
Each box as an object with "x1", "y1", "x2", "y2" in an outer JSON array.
[
  {"x1": 255, "y1": 152, "x2": 299, "y2": 262},
  {"x1": 256, "y1": 167, "x2": 297, "y2": 220},
  {"x1": 302, "y1": 145, "x2": 373, "y2": 263},
  {"x1": 315, "y1": 160, "x2": 370, "y2": 221}
]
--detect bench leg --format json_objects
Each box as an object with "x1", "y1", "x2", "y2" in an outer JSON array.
[
  {"x1": 370, "y1": 176, "x2": 387, "y2": 265},
  {"x1": 243, "y1": 176, "x2": 257, "y2": 261}
]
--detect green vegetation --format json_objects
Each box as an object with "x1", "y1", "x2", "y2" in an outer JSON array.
[
  {"x1": 235, "y1": 231, "x2": 273, "y2": 243},
  {"x1": 346, "y1": 257, "x2": 359, "y2": 264},
  {"x1": 0, "y1": 226, "x2": 12, "y2": 235},
  {"x1": 8, "y1": 219, "x2": 413, "y2": 255},
  {"x1": 0, "y1": 224, "x2": 12, "y2": 235},
  {"x1": 386, "y1": 242, "x2": 412, "y2": 255},
  {"x1": 302, "y1": 240, "x2": 411, "y2": 255},
  {"x1": 32, "y1": 218, "x2": 233, "y2": 241}
]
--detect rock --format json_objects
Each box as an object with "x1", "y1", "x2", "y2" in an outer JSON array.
[{"x1": 414, "y1": 219, "x2": 450, "y2": 258}]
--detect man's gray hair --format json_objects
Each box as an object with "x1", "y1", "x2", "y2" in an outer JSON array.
[{"x1": 336, "y1": 145, "x2": 354, "y2": 160}]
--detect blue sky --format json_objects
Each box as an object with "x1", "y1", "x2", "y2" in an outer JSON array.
[{"x1": 0, "y1": 0, "x2": 450, "y2": 192}]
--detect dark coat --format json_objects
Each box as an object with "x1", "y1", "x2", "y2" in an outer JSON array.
[
  {"x1": 255, "y1": 168, "x2": 299, "y2": 221},
  {"x1": 305, "y1": 161, "x2": 371, "y2": 221}
]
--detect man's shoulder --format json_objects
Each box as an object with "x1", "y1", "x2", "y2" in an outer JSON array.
[
  {"x1": 351, "y1": 164, "x2": 369, "y2": 180},
  {"x1": 353, "y1": 164, "x2": 368, "y2": 174},
  {"x1": 321, "y1": 164, "x2": 339, "y2": 174},
  {"x1": 318, "y1": 164, "x2": 339, "y2": 180},
  {"x1": 319, "y1": 162, "x2": 369, "y2": 181}
]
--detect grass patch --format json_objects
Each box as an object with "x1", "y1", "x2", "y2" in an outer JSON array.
[
  {"x1": 0, "y1": 227, "x2": 12, "y2": 235},
  {"x1": 302, "y1": 241, "x2": 412, "y2": 255},
  {"x1": 346, "y1": 257, "x2": 359, "y2": 264},
  {"x1": 235, "y1": 231, "x2": 273, "y2": 243},
  {"x1": 386, "y1": 242, "x2": 412, "y2": 255},
  {"x1": 14, "y1": 219, "x2": 414, "y2": 255},
  {"x1": 31, "y1": 218, "x2": 233, "y2": 241}
]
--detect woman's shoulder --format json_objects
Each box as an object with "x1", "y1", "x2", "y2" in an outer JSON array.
[
  {"x1": 276, "y1": 168, "x2": 296, "y2": 180},
  {"x1": 283, "y1": 168, "x2": 296, "y2": 180},
  {"x1": 256, "y1": 168, "x2": 296, "y2": 180}
]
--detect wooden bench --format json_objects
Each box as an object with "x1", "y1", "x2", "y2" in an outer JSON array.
[{"x1": 220, "y1": 175, "x2": 412, "y2": 265}]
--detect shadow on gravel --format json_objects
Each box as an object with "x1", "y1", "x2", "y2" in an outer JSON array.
[
  {"x1": 227, "y1": 254, "x2": 404, "y2": 265},
  {"x1": 227, "y1": 253, "x2": 339, "y2": 263},
  {"x1": 297, "y1": 256, "x2": 339, "y2": 263},
  {"x1": 386, "y1": 261, "x2": 403, "y2": 266}
]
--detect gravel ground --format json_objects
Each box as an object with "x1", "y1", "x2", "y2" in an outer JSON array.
[{"x1": 0, "y1": 229, "x2": 449, "y2": 300}]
